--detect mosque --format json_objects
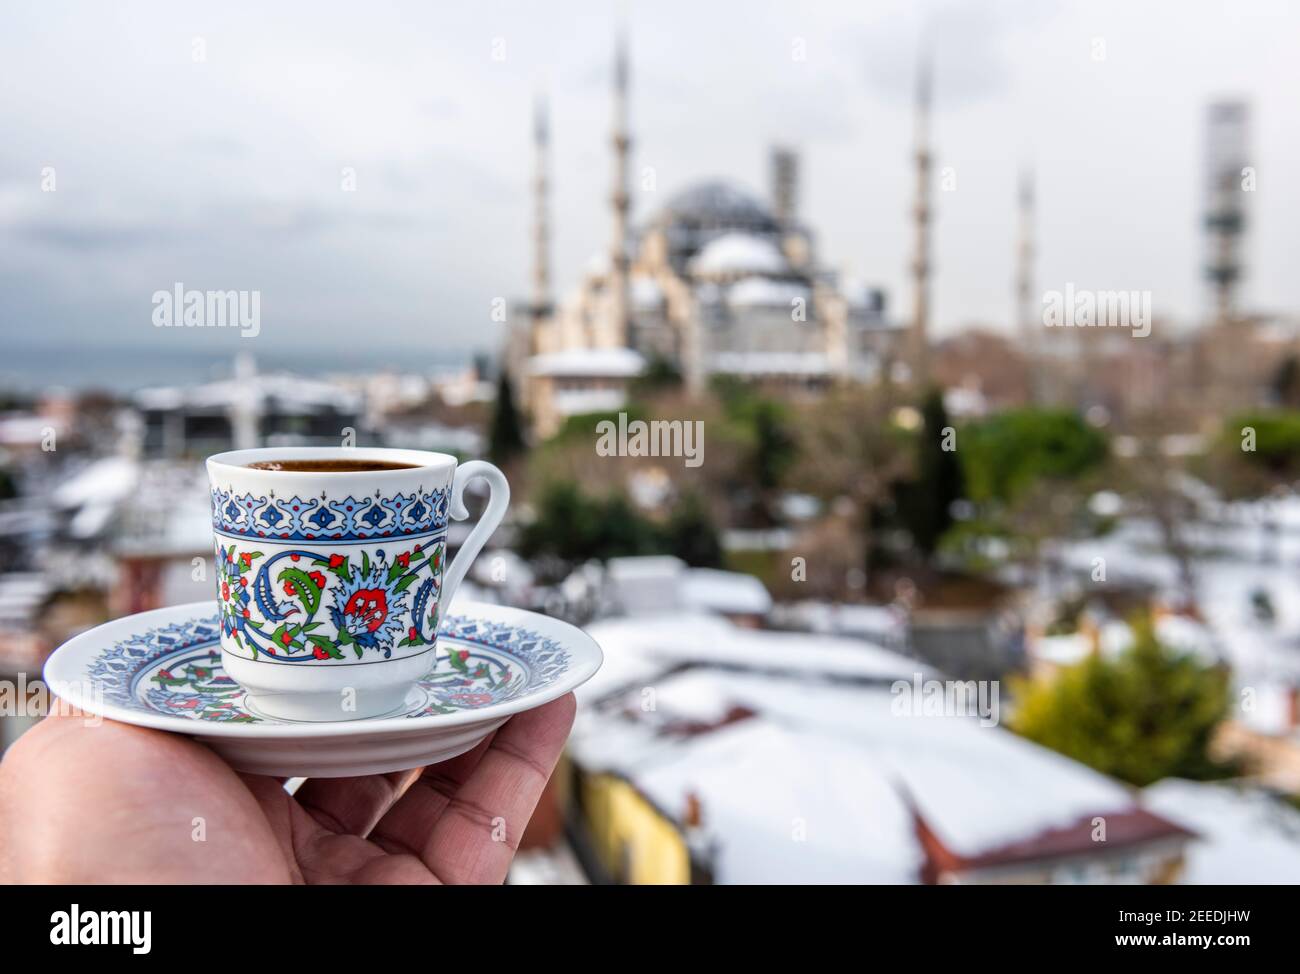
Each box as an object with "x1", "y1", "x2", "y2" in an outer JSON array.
[{"x1": 513, "y1": 34, "x2": 904, "y2": 437}]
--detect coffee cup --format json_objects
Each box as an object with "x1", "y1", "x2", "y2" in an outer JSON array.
[{"x1": 205, "y1": 447, "x2": 508, "y2": 721}]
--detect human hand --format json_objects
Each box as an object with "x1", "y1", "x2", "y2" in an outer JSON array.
[{"x1": 0, "y1": 694, "x2": 576, "y2": 884}]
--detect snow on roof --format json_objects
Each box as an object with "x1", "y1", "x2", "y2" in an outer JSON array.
[
  {"x1": 773, "y1": 600, "x2": 907, "y2": 643},
  {"x1": 604, "y1": 556, "x2": 686, "y2": 618},
  {"x1": 113, "y1": 463, "x2": 216, "y2": 554},
  {"x1": 1058, "y1": 523, "x2": 1300, "y2": 684},
  {"x1": 0, "y1": 574, "x2": 51, "y2": 623},
  {"x1": 1032, "y1": 632, "x2": 1093, "y2": 666},
  {"x1": 710, "y1": 352, "x2": 831, "y2": 376},
  {"x1": 1143, "y1": 779, "x2": 1300, "y2": 884},
  {"x1": 552, "y1": 388, "x2": 628, "y2": 416},
  {"x1": 528, "y1": 347, "x2": 646, "y2": 378},
  {"x1": 1034, "y1": 615, "x2": 1220, "y2": 669},
  {"x1": 135, "y1": 372, "x2": 360, "y2": 413},
  {"x1": 1236, "y1": 681, "x2": 1296, "y2": 735},
  {"x1": 608, "y1": 555, "x2": 685, "y2": 580},
  {"x1": 708, "y1": 671, "x2": 1137, "y2": 858},
  {"x1": 689, "y1": 233, "x2": 787, "y2": 277},
  {"x1": 0, "y1": 414, "x2": 61, "y2": 446},
  {"x1": 52, "y1": 457, "x2": 139, "y2": 511},
  {"x1": 726, "y1": 276, "x2": 809, "y2": 308},
  {"x1": 572, "y1": 659, "x2": 1159, "y2": 881},
  {"x1": 634, "y1": 717, "x2": 921, "y2": 883},
  {"x1": 582, "y1": 612, "x2": 929, "y2": 700},
  {"x1": 680, "y1": 568, "x2": 772, "y2": 616}
]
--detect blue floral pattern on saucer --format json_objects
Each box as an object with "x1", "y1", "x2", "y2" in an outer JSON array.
[{"x1": 85, "y1": 612, "x2": 573, "y2": 724}]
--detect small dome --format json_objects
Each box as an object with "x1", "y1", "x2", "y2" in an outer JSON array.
[{"x1": 690, "y1": 233, "x2": 788, "y2": 278}]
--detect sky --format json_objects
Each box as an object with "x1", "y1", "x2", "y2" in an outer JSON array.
[{"x1": 2, "y1": 0, "x2": 1299, "y2": 377}]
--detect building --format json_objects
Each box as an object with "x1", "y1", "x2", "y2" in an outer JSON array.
[
  {"x1": 603, "y1": 555, "x2": 772, "y2": 627},
  {"x1": 135, "y1": 355, "x2": 363, "y2": 458},
  {"x1": 561, "y1": 613, "x2": 1193, "y2": 884},
  {"x1": 516, "y1": 33, "x2": 899, "y2": 438},
  {"x1": 525, "y1": 347, "x2": 646, "y2": 439}
]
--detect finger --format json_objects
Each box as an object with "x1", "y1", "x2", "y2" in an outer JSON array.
[
  {"x1": 297, "y1": 726, "x2": 499, "y2": 837},
  {"x1": 372, "y1": 694, "x2": 576, "y2": 884},
  {"x1": 365, "y1": 731, "x2": 497, "y2": 844}
]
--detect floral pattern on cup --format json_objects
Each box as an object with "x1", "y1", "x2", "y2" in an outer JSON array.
[{"x1": 215, "y1": 539, "x2": 445, "y2": 662}]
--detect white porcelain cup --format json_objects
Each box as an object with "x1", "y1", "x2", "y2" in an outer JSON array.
[{"x1": 205, "y1": 447, "x2": 509, "y2": 721}]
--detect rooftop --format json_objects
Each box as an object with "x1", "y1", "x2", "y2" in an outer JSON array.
[
  {"x1": 528, "y1": 347, "x2": 646, "y2": 378},
  {"x1": 571, "y1": 626, "x2": 1191, "y2": 883}
]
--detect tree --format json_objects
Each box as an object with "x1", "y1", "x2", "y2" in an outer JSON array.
[
  {"x1": 709, "y1": 380, "x2": 797, "y2": 527},
  {"x1": 898, "y1": 388, "x2": 965, "y2": 559},
  {"x1": 662, "y1": 490, "x2": 723, "y2": 568},
  {"x1": 787, "y1": 386, "x2": 913, "y2": 583},
  {"x1": 516, "y1": 481, "x2": 661, "y2": 580},
  {"x1": 950, "y1": 406, "x2": 1109, "y2": 570},
  {"x1": 960, "y1": 407, "x2": 1108, "y2": 506},
  {"x1": 487, "y1": 370, "x2": 527, "y2": 465},
  {"x1": 1011, "y1": 616, "x2": 1233, "y2": 786},
  {"x1": 1206, "y1": 410, "x2": 1300, "y2": 495}
]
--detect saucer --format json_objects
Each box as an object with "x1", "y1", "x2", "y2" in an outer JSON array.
[{"x1": 44, "y1": 600, "x2": 602, "y2": 778}]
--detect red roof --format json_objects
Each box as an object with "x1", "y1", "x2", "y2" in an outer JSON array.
[{"x1": 914, "y1": 805, "x2": 1195, "y2": 883}]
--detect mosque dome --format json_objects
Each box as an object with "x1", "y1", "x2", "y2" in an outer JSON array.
[
  {"x1": 652, "y1": 180, "x2": 783, "y2": 272},
  {"x1": 689, "y1": 233, "x2": 788, "y2": 279}
]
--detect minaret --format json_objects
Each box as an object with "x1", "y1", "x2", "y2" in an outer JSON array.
[
  {"x1": 908, "y1": 50, "x2": 933, "y2": 388},
  {"x1": 608, "y1": 28, "x2": 632, "y2": 349},
  {"x1": 531, "y1": 93, "x2": 552, "y2": 348},
  {"x1": 1016, "y1": 168, "x2": 1039, "y2": 403}
]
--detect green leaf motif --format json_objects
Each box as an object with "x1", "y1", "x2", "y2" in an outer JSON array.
[
  {"x1": 306, "y1": 635, "x2": 344, "y2": 660},
  {"x1": 277, "y1": 567, "x2": 323, "y2": 617}
]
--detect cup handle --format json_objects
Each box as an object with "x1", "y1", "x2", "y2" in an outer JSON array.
[{"x1": 439, "y1": 460, "x2": 510, "y2": 620}]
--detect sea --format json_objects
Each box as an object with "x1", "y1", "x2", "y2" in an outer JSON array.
[{"x1": 0, "y1": 340, "x2": 478, "y2": 395}]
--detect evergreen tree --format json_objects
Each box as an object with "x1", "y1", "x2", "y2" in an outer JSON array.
[
  {"x1": 1011, "y1": 616, "x2": 1233, "y2": 786},
  {"x1": 899, "y1": 388, "x2": 964, "y2": 558},
  {"x1": 487, "y1": 370, "x2": 527, "y2": 465}
]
